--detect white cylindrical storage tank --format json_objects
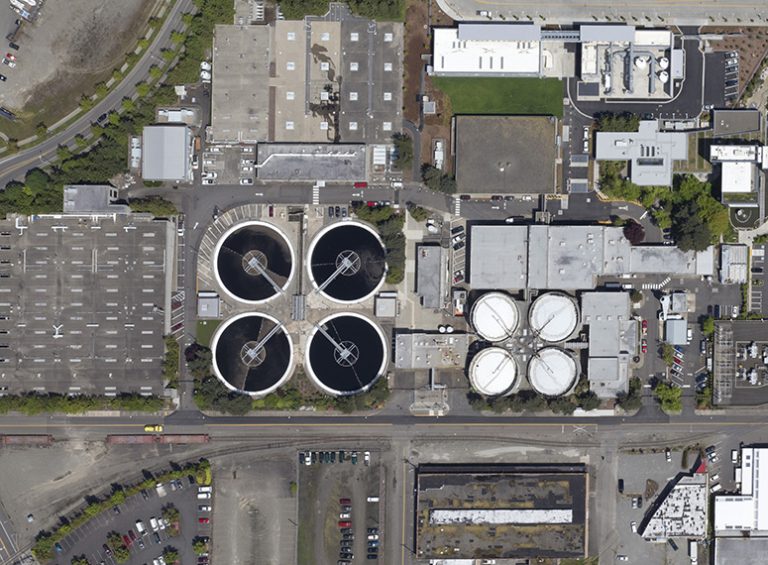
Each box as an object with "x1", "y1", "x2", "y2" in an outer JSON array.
[
  {"x1": 658, "y1": 71, "x2": 669, "y2": 84},
  {"x1": 528, "y1": 292, "x2": 579, "y2": 343},
  {"x1": 634, "y1": 57, "x2": 647, "y2": 70},
  {"x1": 469, "y1": 347, "x2": 518, "y2": 397},
  {"x1": 658, "y1": 56, "x2": 669, "y2": 70},
  {"x1": 527, "y1": 347, "x2": 578, "y2": 397},
  {"x1": 470, "y1": 292, "x2": 519, "y2": 342}
]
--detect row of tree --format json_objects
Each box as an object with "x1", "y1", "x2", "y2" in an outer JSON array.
[{"x1": 351, "y1": 204, "x2": 406, "y2": 284}]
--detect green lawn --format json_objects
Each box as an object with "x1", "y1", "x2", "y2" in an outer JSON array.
[
  {"x1": 196, "y1": 319, "x2": 221, "y2": 347},
  {"x1": 432, "y1": 77, "x2": 563, "y2": 118}
]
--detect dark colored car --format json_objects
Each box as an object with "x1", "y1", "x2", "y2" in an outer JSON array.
[
  {"x1": 8, "y1": 43, "x2": 18, "y2": 51},
  {"x1": 335, "y1": 206, "x2": 340, "y2": 217},
  {"x1": 103, "y1": 544, "x2": 112, "y2": 556},
  {"x1": 618, "y1": 478, "x2": 624, "y2": 493},
  {"x1": 459, "y1": 194, "x2": 471, "y2": 200},
  {"x1": 339, "y1": 498, "x2": 351, "y2": 505},
  {"x1": 153, "y1": 532, "x2": 161, "y2": 544},
  {"x1": 328, "y1": 206, "x2": 334, "y2": 217},
  {"x1": 0, "y1": 75, "x2": 6, "y2": 82}
]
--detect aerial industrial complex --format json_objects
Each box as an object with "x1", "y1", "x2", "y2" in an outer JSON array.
[{"x1": 1, "y1": 0, "x2": 768, "y2": 565}]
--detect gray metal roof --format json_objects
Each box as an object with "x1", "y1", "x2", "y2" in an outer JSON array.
[
  {"x1": 142, "y1": 125, "x2": 191, "y2": 181},
  {"x1": 469, "y1": 225, "x2": 528, "y2": 289},
  {"x1": 63, "y1": 185, "x2": 129, "y2": 214},
  {"x1": 666, "y1": 319, "x2": 688, "y2": 345},
  {"x1": 416, "y1": 244, "x2": 445, "y2": 309},
  {"x1": 458, "y1": 23, "x2": 541, "y2": 42},
  {"x1": 255, "y1": 144, "x2": 367, "y2": 181},
  {"x1": 579, "y1": 25, "x2": 635, "y2": 43},
  {"x1": 713, "y1": 109, "x2": 761, "y2": 138}
]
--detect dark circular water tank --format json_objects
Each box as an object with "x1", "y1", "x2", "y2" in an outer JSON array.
[
  {"x1": 308, "y1": 222, "x2": 386, "y2": 303},
  {"x1": 211, "y1": 313, "x2": 293, "y2": 395},
  {"x1": 305, "y1": 313, "x2": 387, "y2": 395},
  {"x1": 214, "y1": 221, "x2": 294, "y2": 303}
]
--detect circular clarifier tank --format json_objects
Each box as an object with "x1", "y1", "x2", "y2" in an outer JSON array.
[
  {"x1": 527, "y1": 347, "x2": 578, "y2": 397},
  {"x1": 470, "y1": 292, "x2": 519, "y2": 342},
  {"x1": 469, "y1": 347, "x2": 519, "y2": 397},
  {"x1": 528, "y1": 292, "x2": 579, "y2": 343},
  {"x1": 307, "y1": 221, "x2": 387, "y2": 304},
  {"x1": 305, "y1": 313, "x2": 388, "y2": 396},
  {"x1": 214, "y1": 221, "x2": 294, "y2": 304},
  {"x1": 211, "y1": 313, "x2": 294, "y2": 396}
]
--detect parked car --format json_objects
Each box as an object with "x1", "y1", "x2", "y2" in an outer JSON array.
[
  {"x1": 665, "y1": 448, "x2": 672, "y2": 462},
  {"x1": 339, "y1": 498, "x2": 351, "y2": 505},
  {"x1": 630, "y1": 521, "x2": 637, "y2": 533}
]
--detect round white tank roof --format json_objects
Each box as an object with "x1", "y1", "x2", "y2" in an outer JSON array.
[
  {"x1": 658, "y1": 56, "x2": 670, "y2": 70},
  {"x1": 529, "y1": 293, "x2": 579, "y2": 343},
  {"x1": 528, "y1": 347, "x2": 578, "y2": 397},
  {"x1": 471, "y1": 292, "x2": 519, "y2": 342},
  {"x1": 469, "y1": 347, "x2": 518, "y2": 396}
]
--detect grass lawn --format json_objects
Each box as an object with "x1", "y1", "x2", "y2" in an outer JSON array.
[
  {"x1": 196, "y1": 319, "x2": 221, "y2": 347},
  {"x1": 432, "y1": 77, "x2": 564, "y2": 118}
]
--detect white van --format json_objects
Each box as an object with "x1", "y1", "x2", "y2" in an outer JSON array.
[
  {"x1": 135, "y1": 520, "x2": 146, "y2": 535},
  {"x1": 198, "y1": 486, "x2": 212, "y2": 493},
  {"x1": 366, "y1": 496, "x2": 379, "y2": 503},
  {"x1": 149, "y1": 517, "x2": 159, "y2": 531}
]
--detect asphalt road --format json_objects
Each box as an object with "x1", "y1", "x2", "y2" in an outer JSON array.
[
  {"x1": 0, "y1": 0, "x2": 194, "y2": 187},
  {"x1": 435, "y1": 0, "x2": 768, "y2": 25}
]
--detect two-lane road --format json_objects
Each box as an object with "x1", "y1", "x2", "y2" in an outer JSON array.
[{"x1": 0, "y1": 0, "x2": 193, "y2": 187}]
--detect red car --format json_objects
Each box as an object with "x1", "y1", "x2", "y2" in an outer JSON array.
[
  {"x1": 5, "y1": 53, "x2": 15, "y2": 61},
  {"x1": 339, "y1": 498, "x2": 351, "y2": 505},
  {"x1": 642, "y1": 319, "x2": 648, "y2": 333},
  {"x1": 338, "y1": 521, "x2": 352, "y2": 528},
  {"x1": 641, "y1": 339, "x2": 648, "y2": 354},
  {"x1": 122, "y1": 534, "x2": 132, "y2": 547},
  {"x1": 198, "y1": 517, "x2": 210, "y2": 524},
  {"x1": 354, "y1": 181, "x2": 368, "y2": 189},
  {"x1": 366, "y1": 201, "x2": 377, "y2": 207}
]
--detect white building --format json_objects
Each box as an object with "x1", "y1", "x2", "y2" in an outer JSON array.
[
  {"x1": 720, "y1": 245, "x2": 748, "y2": 285},
  {"x1": 642, "y1": 473, "x2": 708, "y2": 541},
  {"x1": 715, "y1": 446, "x2": 768, "y2": 536}
]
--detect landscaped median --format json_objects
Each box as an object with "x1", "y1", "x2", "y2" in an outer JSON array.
[
  {"x1": 0, "y1": 393, "x2": 164, "y2": 415},
  {"x1": 32, "y1": 459, "x2": 212, "y2": 562}
]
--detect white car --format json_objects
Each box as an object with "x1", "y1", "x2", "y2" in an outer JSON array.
[
  {"x1": 197, "y1": 492, "x2": 211, "y2": 499},
  {"x1": 364, "y1": 451, "x2": 371, "y2": 465},
  {"x1": 630, "y1": 521, "x2": 637, "y2": 533},
  {"x1": 200, "y1": 61, "x2": 212, "y2": 71},
  {"x1": 711, "y1": 473, "x2": 720, "y2": 483},
  {"x1": 202, "y1": 179, "x2": 214, "y2": 185},
  {"x1": 149, "y1": 517, "x2": 159, "y2": 531},
  {"x1": 200, "y1": 70, "x2": 211, "y2": 82}
]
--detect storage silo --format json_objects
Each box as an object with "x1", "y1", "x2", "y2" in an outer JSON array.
[
  {"x1": 470, "y1": 292, "x2": 519, "y2": 342},
  {"x1": 527, "y1": 347, "x2": 578, "y2": 397},
  {"x1": 469, "y1": 347, "x2": 519, "y2": 397},
  {"x1": 528, "y1": 292, "x2": 579, "y2": 343}
]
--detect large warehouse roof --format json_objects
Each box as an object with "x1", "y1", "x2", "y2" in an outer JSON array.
[
  {"x1": 142, "y1": 125, "x2": 192, "y2": 181},
  {"x1": 469, "y1": 224, "x2": 714, "y2": 290},
  {"x1": 432, "y1": 27, "x2": 540, "y2": 77}
]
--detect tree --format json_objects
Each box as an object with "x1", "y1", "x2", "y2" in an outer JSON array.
[
  {"x1": 162, "y1": 547, "x2": 179, "y2": 563},
  {"x1": 112, "y1": 69, "x2": 123, "y2": 82},
  {"x1": 578, "y1": 391, "x2": 601, "y2": 411},
  {"x1": 391, "y1": 133, "x2": 413, "y2": 171},
  {"x1": 121, "y1": 98, "x2": 136, "y2": 112},
  {"x1": 128, "y1": 197, "x2": 177, "y2": 217},
  {"x1": 622, "y1": 219, "x2": 645, "y2": 245},
  {"x1": 630, "y1": 289, "x2": 643, "y2": 304},
  {"x1": 192, "y1": 537, "x2": 209, "y2": 555},
  {"x1": 616, "y1": 377, "x2": 643, "y2": 411},
  {"x1": 95, "y1": 82, "x2": 109, "y2": 98},
  {"x1": 672, "y1": 200, "x2": 712, "y2": 252},
  {"x1": 408, "y1": 205, "x2": 429, "y2": 222},
  {"x1": 421, "y1": 164, "x2": 456, "y2": 194},
  {"x1": 71, "y1": 557, "x2": 90, "y2": 565},
  {"x1": 701, "y1": 315, "x2": 715, "y2": 336},
  {"x1": 660, "y1": 342, "x2": 675, "y2": 366},
  {"x1": 654, "y1": 382, "x2": 682, "y2": 412},
  {"x1": 171, "y1": 31, "x2": 186, "y2": 44},
  {"x1": 136, "y1": 82, "x2": 151, "y2": 98},
  {"x1": 596, "y1": 112, "x2": 640, "y2": 132},
  {"x1": 137, "y1": 38, "x2": 150, "y2": 50},
  {"x1": 149, "y1": 65, "x2": 163, "y2": 80}
]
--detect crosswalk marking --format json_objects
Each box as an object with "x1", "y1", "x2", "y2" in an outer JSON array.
[
  {"x1": 453, "y1": 198, "x2": 461, "y2": 216},
  {"x1": 312, "y1": 185, "x2": 320, "y2": 205}
]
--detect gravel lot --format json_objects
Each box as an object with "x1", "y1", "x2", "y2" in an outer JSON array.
[{"x1": 0, "y1": 0, "x2": 154, "y2": 112}]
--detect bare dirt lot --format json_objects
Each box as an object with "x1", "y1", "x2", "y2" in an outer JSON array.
[
  {"x1": 702, "y1": 27, "x2": 768, "y2": 92},
  {"x1": 0, "y1": 0, "x2": 155, "y2": 122}
]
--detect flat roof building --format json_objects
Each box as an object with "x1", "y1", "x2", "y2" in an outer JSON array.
[
  {"x1": 720, "y1": 244, "x2": 748, "y2": 284},
  {"x1": 255, "y1": 143, "x2": 366, "y2": 181},
  {"x1": 595, "y1": 121, "x2": 688, "y2": 186},
  {"x1": 642, "y1": 473, "x2": 708, "y2": 540},
  {"x1": 415, "y1": 464, "x2": 588, "y2": 560},
  {"x1": 715, "y1": 446, "x2": 768, "y2": 536},
  {"x1": 63, "y1": 185, "x2": 129, "y2": 215},
  {"x1": 197, "y1": 291, "x2": 220, "y2": 319},
  {"x1": 666, "y1": 319, "x2": 688, "y2": 345},
  {"x1": 142, "y1": 125, "x2": 192, "y2": 182},
  {"x1": 582, "y1": 292, "x2": 634, "y2": 398},
  {"x1": 210, "y1": 25, "x2": 271, "y2": 144},
  {"x1": 394, "y1": 332, "x2": 471, "y2": 370},
  {"x1": 415, "y1": 244, "x2": 447, "y2": 309},
  {"x1": 455, "y1": 115, "x2": 557, "y2": 195},
  {"x1": 432, "y1": 25, "x2": 541, "y2": 77},
  {"x1": 468, "y1": 224, "x2": 714, "y2": 291},
  {"x1": 712, "y1": 109, "x2": 761, "y2": 138}
]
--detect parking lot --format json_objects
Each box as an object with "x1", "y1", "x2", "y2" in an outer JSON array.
[
  {"x1": 201, "y1": 145, "x2": 255, "y2": 186},
  {"x1": 297, "y1": 449, "x2": 383, "y2": 565},
  {"x1": 0, "y1": 215, "x2": 172, "y2": 395},
  {"x1": 52, "y1": 478, "x2": 210, "y2": 565}
]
